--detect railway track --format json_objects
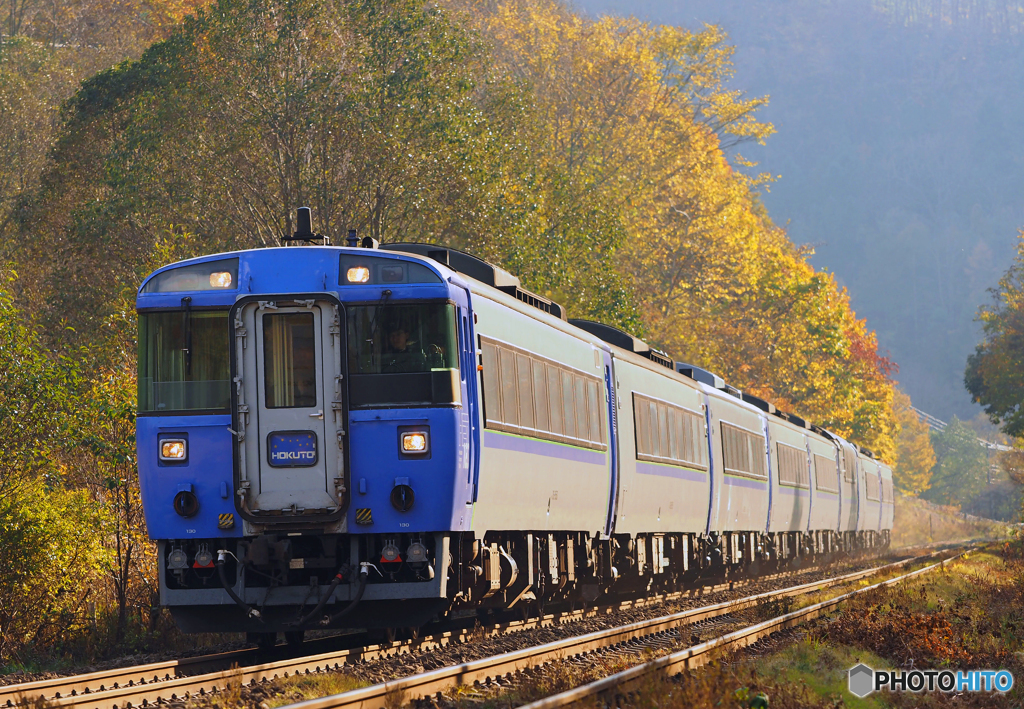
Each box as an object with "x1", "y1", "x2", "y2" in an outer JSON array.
[
  {"x1": 0, "y1": 569, "x2": 769, "y2": 709},
  {"x1": 516, "y1": 548, "x2": 972, "y2": 709},
  {"x1": 278, "y1": 548, "x2": 967, "y2": 709},
  {"x1": 0, "y1": 546, "x2": 960, "y2": 709}
]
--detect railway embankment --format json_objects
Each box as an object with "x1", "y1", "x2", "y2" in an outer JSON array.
[
  {"x1": 173, "y1": 551, "x2": 965, "y2": 709},
  {"x1": 534, "y1": 544, "x2": 1022, "y2": 708},
  {"x1": 4, "y1": 546, "x2": 1006, "y2": 709}
]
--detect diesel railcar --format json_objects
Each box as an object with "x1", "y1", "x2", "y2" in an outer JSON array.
[{"x1": 136, "y1": 220, "x2": 893, "y2": 636}]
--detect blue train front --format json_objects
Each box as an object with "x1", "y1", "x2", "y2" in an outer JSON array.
[{"x1": 137, "y1": 239, "x2": 478, "y2": 633}]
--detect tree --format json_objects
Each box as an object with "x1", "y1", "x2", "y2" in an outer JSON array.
[
  {"x1": 70, "y1": 318, "x2": 154, "y2": 643},
  {"x1": 892, "y1": 388, "x2": 935, "y2": 494},
  {"x1": 0, "y1": 269, "x2": 107, "y2": 663},
  {"x1": 923, "y1": 416, "x2": 988, "y2": 509},
  {"x1": 965, "y1": 229, "x2": 1024, "y2": 438},
  {"x1": 0, "y1": 268, "x2": 83, "y2": 496},
  {"x1": 0, "y1": 474, "x2": 107, "y2": 662},
  {"x1": 461, "y1": 0, "x2": 773, "y2": 328},
  {"x1": 0, "y1": 39, "x2": 74, "y2": 237},
  {"x1": 13, "y1": 0, "x2": 499, "y2": 340}
]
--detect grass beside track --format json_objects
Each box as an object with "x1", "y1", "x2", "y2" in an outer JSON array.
[{"x1": 581, "y1": 545, "x2": 1024, "y2": 708}]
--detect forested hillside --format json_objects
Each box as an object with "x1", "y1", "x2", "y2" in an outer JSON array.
[
  {"x1": 578, "y1": 0, "x2": 1024, "y2": 421},
  {"x1": 0, "y1": 0, "x2": 1005, "y2": 664},
  {"x1": 3, "y1": 0, "x2": 902, "y2": 453}
]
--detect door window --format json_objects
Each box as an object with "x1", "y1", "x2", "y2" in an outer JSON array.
[{"x1": 263, "y1": 312, "x2": 317, "y2": 408}]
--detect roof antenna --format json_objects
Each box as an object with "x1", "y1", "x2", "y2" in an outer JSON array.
[
  {"x1": 346, "y1": 229, "x2": 359, "y2": 248},
  {"x1": 281, "y1": 207, "x2": 329, "y2": 246}
]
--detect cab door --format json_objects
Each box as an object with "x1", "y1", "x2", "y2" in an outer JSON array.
[{"x1": 234, "y1": 297, "x2": 346, "y2": 519}]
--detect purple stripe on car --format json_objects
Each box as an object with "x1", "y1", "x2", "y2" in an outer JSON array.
[
  {"x1": 723, "y1": 475, "x2": 767, "y2": 490},
  {"x1": 483, "y1": 430, "x2": 606, "y2": 465},
  {"x1": 636, "y1": 462, "x2": 708, "y2": 483},
  {"x1": 777, "y1": 486, "x2": 810, "y2": 497}
]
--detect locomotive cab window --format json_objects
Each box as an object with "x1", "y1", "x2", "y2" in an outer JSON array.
[
  {"x1": 347, "y1": 302, "x2": 460, "y2": 407},
  {"x1": 138, "y1": 310, "x2": 231, "y2": 413}
]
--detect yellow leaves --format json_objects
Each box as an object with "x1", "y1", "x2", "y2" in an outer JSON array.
[
  {"x1": 892, "y1": 388, "x2": 936, "y2": 495},
  {"x1": 624, "y1": 115, "x2": 898, "y2": 459}
]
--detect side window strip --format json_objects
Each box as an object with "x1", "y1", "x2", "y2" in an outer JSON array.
[{"x1": 479, "y1": 335, "x2": 606, "y2": 451}]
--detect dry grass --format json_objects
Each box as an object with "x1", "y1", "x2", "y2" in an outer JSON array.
[
  {"x1": 264, "y1": 673, "x2": 369, "y2": 708},
  {"x1": 891, "y1": 492, "x2": 1010, "y2": 549},
  {"x1": 556, "y1": 546, "x2": 1024, "y2": 708}
]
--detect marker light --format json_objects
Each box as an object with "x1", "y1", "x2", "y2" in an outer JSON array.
[
  {"x1": 209, "y1": 271, "x2": 233, "y2": 288},
  {"x1": 346, "y1": 266, "x2": 371, "y2": 283},
  {"x1": 160, "y1": 439, "x2": 187, "y2": 460},
  {"x1": 401, "y1": 431, "x2": 429, "y2": 454}
]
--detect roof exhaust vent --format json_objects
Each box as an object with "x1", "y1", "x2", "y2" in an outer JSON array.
[
  {"x1": 675, "y1": 363, "x2": 724, "y2": 389},
  {"x1": 721, "y1": 383, "x2": 743, "y2": 399},
  {"x1": 570, "y1": 320, "x2": 673, "y2": 369},
  {"x1": 382, "y1": 243, "x2": 568, "y2": 320},
  {"x1": 741, "y1": 393, "x2": 777, "y2": 414},
  {"x1": 773, "y1": 411, "x2": 811, "y2": 429}
]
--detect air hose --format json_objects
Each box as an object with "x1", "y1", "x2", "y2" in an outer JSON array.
[
  {"x1": 217, "y1": 549, "x2": 262, "y2": 620},
  {"x1": 320, "y1": 563, "x2": 371, "y2": 626},
  {"x1": 292, "y1": 563, "x2": 352, "y2": 627}
]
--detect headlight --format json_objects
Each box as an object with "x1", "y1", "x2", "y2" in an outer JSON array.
[
  {"x1": 401, "y1": 431, "x2": 429, "y2": 454},
  {"x1": 160, "y1": 439, "x2": 187, "y2": 460},
  {"x1": 209, "y1": 271, "x2": 233, "y2": 288},
  {"x1": 346, "y1": 266, "x2": 370, "y2": 283}
]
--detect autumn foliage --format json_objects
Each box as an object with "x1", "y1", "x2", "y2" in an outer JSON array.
[
  {"x1": 0, "y1": 0, "x2": 912, "y2": 663},
  {"x1": 892, "y1": 388, "x2": 935, "y2": 495},
  {"x1": 966, "y1": 229, "x2": 1024, "y2": 438}
]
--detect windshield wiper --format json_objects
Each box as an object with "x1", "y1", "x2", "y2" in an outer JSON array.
[
  {"x1": 182, "y1": 296, "x2": 193, "y2": 375},
  {"x1": 367, "y1": 289, "x2": 392, "y2": 370}
]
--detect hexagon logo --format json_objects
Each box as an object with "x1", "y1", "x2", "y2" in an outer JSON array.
[{"x1": 848, "y1": 663, "x2": 875, "y2": 698}]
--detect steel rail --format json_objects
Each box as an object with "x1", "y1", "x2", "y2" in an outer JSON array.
[
  {"x1": 275, "y1": 549, "x2": 962, "y2": 709},
  {"x1": 0, "y1": 553, "x2": 889, "y2": 708},
  {"x1": 517, "y1": 549, "x2": 971, "y2": 709}
]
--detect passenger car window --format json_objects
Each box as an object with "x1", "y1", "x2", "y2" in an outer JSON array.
[{"x1": 477, "y1": 336, "x2": 606, "y2": 450}]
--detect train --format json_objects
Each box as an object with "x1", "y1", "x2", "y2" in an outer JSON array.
[{"x1": 136, "y1": 210, "x2": 894, "y2": 640}]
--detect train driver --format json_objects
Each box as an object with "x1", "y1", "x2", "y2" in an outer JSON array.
[{"x1": 382, "y1": 316, "x2": 445, "y2": 373}]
